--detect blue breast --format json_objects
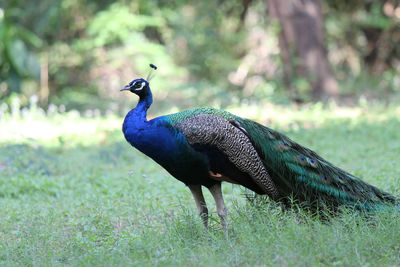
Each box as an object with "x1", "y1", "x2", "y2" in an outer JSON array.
[{"x1": 123, "y1": 115, "x2": 210, "y2": 182}]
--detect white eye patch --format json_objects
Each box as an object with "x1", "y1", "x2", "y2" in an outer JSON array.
[{"x1": 135, "y1": 82, "x2": 146, "y2": 91}]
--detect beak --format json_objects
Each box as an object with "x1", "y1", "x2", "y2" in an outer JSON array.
[{"x1": 120, "y1": 85, "x2": 130, "y2": 91}]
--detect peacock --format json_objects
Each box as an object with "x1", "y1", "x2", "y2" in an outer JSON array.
[{"x1": 121, "y1": 65, "x2": 398, "y2": 228}]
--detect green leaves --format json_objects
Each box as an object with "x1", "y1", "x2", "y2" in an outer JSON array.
[
  {"x1": 87, "y1": 3, "x2": 164, "y2": 47},
  {"x1": 0, "y1": 15, "x2": 42, "y2": 94},
  {"x1": 6, "y1": 38, "x2": 40, "y2": 79}
]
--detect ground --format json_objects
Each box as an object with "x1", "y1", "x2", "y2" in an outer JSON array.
[{"x1": 0, "y1": 104, "x2": 399, "y2": 266}]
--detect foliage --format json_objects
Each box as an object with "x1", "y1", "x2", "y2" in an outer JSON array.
[
  {"x1": 325, "y1": 0, "x2": 400, "y2": 83},
  {"x1": 0, "y1": 0, "x2": 399, "y2": 111},
  {"x1": 0, "y1": 105, "x2": 399, "y2": 265},
  {"x1": 0, "y1": 4, "x2": 42, "y2": 94}
]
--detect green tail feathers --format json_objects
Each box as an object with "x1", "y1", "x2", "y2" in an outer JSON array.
[
  {"x1": 238, "y1": 118, "x2": 398, "y2": 211},
  {"x1": 167, "y1": 108, "x2": 399, "y2": 211}
]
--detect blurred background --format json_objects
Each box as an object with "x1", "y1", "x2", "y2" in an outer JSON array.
[
  {"x1": 1, "y1": 0, "x2": 400, "y2": 116},
  {"x1": 1, "y1": 1, "x2": 400, "y2": 263}
]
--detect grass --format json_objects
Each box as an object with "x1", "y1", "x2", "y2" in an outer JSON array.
[{"x1": 0, "y1": 104, "x2": 399, "y2": 266}]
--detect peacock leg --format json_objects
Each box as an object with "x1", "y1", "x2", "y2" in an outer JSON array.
[
  {"x1": 208, "y1": 183, "x2": 228, "y2": 231},
  {"x1": 188, "y1": 184, "x2": 208, "y2": 228}
]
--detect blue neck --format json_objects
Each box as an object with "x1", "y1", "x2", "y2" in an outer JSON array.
[{"x1": 132, "y1": 92, "x2": 153, "y2": 121}]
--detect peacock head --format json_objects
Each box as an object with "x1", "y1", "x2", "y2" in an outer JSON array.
[
  {"x1": 120, "y1": 78, "x2": 150, "y2": 98},
  {"x1": 120, "y1": 64, "x2": 157, "y2": 98}
]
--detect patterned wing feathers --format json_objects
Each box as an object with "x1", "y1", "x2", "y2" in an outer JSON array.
[{"x1": 174, "y1": 114, "x2": 280, "y2": 199}]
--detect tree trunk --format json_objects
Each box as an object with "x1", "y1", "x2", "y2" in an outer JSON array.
[
  {"x1": 40, "y1": 52, "x2": 49, "y2": 107},
  {"x1": 267, "y1": 0, "x2": 338, "y2": 100}
]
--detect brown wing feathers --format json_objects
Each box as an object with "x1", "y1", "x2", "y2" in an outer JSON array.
[{"x1": 175, "y1": 114, "x2": 280, "y2": 200}]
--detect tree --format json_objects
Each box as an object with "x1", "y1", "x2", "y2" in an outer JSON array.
[{"x1": 267, "y1": 0, "x2": 338, "y2": 100}]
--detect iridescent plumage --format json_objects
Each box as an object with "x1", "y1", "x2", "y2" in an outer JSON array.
[{"x1": 121, "y1": 76, "x2": 399, "y2": 228}]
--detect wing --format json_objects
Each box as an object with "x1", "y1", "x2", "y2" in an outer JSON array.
[{"x1": 174, "y1": 113, "x2": 280, "y2": 200}]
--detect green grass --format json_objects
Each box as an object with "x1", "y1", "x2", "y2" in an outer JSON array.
[{"x1": 0, "y1": 105, "x2": 399, "y2": 266}]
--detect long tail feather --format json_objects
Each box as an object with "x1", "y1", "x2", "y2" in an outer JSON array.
[
  {"x1": 166, "y1": 107, "x2": 399, "y2": 211},
  {"x1": 238, "y1": 118, "x2": 398, "y2": 210}
]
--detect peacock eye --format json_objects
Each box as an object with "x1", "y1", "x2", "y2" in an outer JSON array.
[{"x1": 134, "y1": 82, "x2": 142, "y2": 88}]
